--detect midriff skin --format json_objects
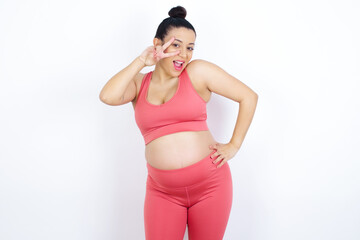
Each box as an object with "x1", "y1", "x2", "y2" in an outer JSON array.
[{"x1": 144, "y1": 131, "x2": 218, "y2": 170}]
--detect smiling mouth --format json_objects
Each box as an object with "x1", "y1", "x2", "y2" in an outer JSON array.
[{"x1": 173, "y1": 60, "x2": 185, "y2": 71}]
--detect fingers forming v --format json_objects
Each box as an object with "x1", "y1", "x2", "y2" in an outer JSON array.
[
  {"x1": 163, "y1": 50, "x2": 180, "y2": 58},
  {"x1": 162, "y1": 36, "x2": 176, "y2": 50},
  {"x1": 154, "y1": 36, "x2": 180, "y2": 60}
]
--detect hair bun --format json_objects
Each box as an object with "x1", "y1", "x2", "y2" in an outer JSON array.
[{"x1": 168, "y1": 6, "x2": 187, "y2": 19}]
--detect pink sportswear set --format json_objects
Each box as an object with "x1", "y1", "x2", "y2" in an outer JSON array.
[{"x1": 134, "y1": 68, "x2": 233, "y2": 240}]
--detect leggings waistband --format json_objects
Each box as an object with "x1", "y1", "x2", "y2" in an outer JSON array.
[{"x1": 146, "y1": 150, "x2": 223, "y2": 188}]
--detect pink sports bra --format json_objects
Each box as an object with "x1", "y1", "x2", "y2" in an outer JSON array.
[{"x1": 134, "y1": 68, "x2": 209, "y2": 145}]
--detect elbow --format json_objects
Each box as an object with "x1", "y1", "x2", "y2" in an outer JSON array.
[
  {"x1": 239, "y1": 91, "x2": 258, "y2": 104},
  {"x1": 252, "y1": 92, "x2": 258, "y2": 106},
  {"x1": 99, "y1": 92, "x2": 125, "y2": 106},
  {"x1": 99, "y1": 88, "x2": 108, "y2": 102},
  {"x1": 99, "y1": 92, "x2": 108, "y2": 104},
  {"x1": 248, "y1": 90, "x2": 258, "y2": 100},
  {"x1": 99, "y1": 92, "x2": 115, "y2": 105},
  {"x1": 253, "y1": 92, "x2": 258, "y2": 101}
]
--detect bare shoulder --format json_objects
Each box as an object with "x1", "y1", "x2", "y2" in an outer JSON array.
[
  {"x1": 186, "y1": 59, "x2": 224, "y2": 83},
  {"x1": 187, "y1": 59, "x2": 258, "y2": 102},
  {"x1": 185, "y1": 59, "x2": 213, "y2": 89},
  {"x1": 186, "y1": 59, "x2": 213, "y2": 80}
]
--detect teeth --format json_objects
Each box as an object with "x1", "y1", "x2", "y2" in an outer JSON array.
[{"x1": 174, "y1": 61, "x2": 183, "y2": 65}]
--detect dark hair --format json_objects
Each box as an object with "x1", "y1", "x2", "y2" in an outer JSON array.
[{"x1": 154, "y1": 6, "x2": 196, "y2": 41}]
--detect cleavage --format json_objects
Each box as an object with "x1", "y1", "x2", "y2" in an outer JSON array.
[{"x1": 146, "y1": 77, "x2": 179, "y2": 105}]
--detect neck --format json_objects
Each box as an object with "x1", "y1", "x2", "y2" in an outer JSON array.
[{"x1": 152, "y1": 64, "x2": 176, "y2": 84}]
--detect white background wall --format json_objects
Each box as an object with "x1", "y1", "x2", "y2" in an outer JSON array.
[{"x1": 1, "y1": 0, "x2": 359, "y2": 239}]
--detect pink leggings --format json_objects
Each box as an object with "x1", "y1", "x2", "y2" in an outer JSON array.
[{"x1": 144, "y1": 150, "x2": 233, "y2": 240}]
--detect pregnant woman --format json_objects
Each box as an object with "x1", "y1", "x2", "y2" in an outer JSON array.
[{"x1": 99, "y1": 6, "x2": 258, "y2": 240}]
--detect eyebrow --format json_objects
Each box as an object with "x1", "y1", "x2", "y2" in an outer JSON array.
[{"x1": 175, "y1": 39, "x2": 195, "y2": 45}]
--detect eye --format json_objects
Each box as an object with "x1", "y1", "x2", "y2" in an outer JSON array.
[
  {"x1": 173, "y1": 44, "x2": 179, "y2": 47},
  {"x1": 188, "y1": 47, "x2": 194, "y2": 51}
]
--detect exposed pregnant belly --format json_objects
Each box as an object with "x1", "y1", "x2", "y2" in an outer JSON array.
[{"x1": 145, "y1": 130, "x2": 218, "y2": 170}]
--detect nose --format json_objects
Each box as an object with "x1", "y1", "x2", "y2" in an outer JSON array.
[{"x1": 179, "y1": 47, "x2": 187, "y2": 58}]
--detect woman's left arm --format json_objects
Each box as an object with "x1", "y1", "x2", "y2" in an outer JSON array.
[{"x1": 187, "y1": 59, "x2": 258, "y2": 168}]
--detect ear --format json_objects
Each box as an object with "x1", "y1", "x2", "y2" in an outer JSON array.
[{"x1": 153, "y1": 38, "x2": 162, "y2": 47}]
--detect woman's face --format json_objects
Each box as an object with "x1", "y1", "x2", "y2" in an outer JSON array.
[{"x1": 155, "y1": 27, "x2": 196, "y2": 76}]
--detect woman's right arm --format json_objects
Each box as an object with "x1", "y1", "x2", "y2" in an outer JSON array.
[
  {"x1": 99, "y1": 36, "x2": 179, "y2": 106},
  {"x1": 99, "y1": 56, "x2": 145, "y2": 106}
]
